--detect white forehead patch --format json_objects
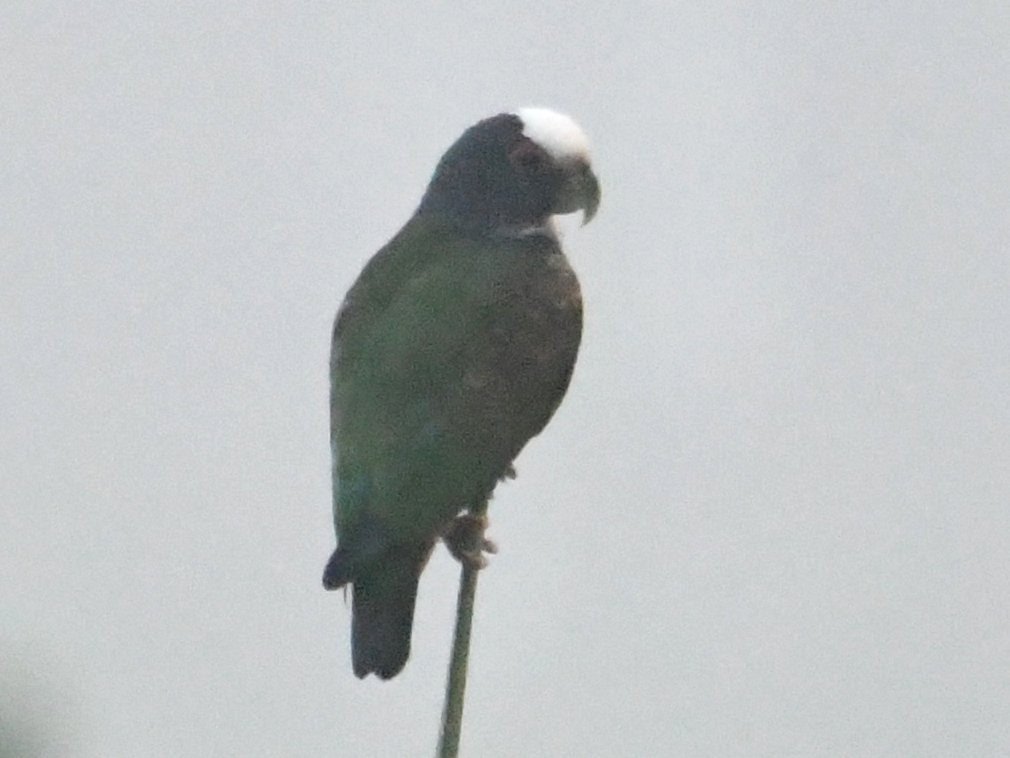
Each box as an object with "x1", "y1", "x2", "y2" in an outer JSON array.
[{"x1": 515, "y1": 107, "x2": 591, "y2": 164}]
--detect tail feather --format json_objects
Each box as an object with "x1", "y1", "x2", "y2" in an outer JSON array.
[
  {"x1": 351, "y1": 558, "x2": 423, "y2": 679},
  {"x1": 324, "y1": 537, "x2": 434, "y2": 679}
]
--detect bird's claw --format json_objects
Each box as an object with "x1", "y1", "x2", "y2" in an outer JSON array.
[{"x1": 444, "y1": 512, "x2": 497, "y2": 570}]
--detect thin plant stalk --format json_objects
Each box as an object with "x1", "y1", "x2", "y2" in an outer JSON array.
[{"x1": 436, "y1": 500, "x2": 488, "y2": 757}]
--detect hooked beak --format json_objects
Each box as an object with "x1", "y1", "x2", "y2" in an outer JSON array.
[{"x1": 554, "y1": 161, "x2": 601, "y2": 225}]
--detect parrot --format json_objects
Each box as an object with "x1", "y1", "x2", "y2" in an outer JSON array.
[{"x1": 322, "y1": 107, "x2": 600, "y2": 679}]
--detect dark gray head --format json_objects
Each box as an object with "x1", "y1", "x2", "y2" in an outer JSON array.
[{"x1": 417, "y1": 108, "x2": 601, "y2": 233}]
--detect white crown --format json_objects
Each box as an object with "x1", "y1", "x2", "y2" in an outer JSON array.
[{"x1": 515, "y1": 107, "x2": 591, "y2": 164}]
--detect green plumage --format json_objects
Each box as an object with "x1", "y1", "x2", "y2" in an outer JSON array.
[
  {"x1": 325, "y1": 216, "x2": 581, "y2": 678},
  {"x1": 331, "y1": 216, "x2": 581, "y2": 543},
  {"x1": 322, "y1": 109, "x2": 598, "y2": 679}
]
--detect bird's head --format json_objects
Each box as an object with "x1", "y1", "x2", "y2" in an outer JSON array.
[{"x1": 418, "y1": 107, "x2": 601, "y2": 234}]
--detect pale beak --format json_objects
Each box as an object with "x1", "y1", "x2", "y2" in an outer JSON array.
[{"x1": 554, "y1": 161, "x2": 601, "y2": 225}]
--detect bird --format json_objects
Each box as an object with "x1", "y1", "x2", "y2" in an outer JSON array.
[{"x1": 322, "y1": 108, "x2": 601, "y2": 679}]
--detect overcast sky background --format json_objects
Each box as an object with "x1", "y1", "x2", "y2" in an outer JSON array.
[{"x1": 3, "y1": 3, "x2": 1009, "y2": 756}]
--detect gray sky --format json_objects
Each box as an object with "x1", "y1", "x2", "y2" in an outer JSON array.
[{"x1": 3, "y1": 3, "x2": 1009, "y2": 756}]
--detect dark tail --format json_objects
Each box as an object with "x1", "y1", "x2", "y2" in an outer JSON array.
[
  {"x1": 351, "y1": 554, "x2": 422, "y2": 679},
  {"x1": 323, "y1": 539, "x2": 433, "y2": 680}
]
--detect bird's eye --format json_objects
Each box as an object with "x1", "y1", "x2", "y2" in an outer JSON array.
[{"x1": 510, "y1": 142, "x2": 546, "y2": 173}]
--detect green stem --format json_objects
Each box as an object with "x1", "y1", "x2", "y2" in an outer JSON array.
[{"x1": 437, "y1": 500, "x2": 488, "y2": 758}]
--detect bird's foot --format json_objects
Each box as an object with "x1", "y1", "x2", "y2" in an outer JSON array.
[{"x1": 443, "y1": 512, "x2": 498, "y2": 570}]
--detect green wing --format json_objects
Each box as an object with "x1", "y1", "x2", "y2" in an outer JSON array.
[{"x1": 331, "y1": 217, "x2": 582, "y2": 543}]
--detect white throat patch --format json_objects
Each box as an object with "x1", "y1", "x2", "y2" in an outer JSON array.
[{"x1": 515, "y1": 107, "x2": 591, "y2": 164}]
